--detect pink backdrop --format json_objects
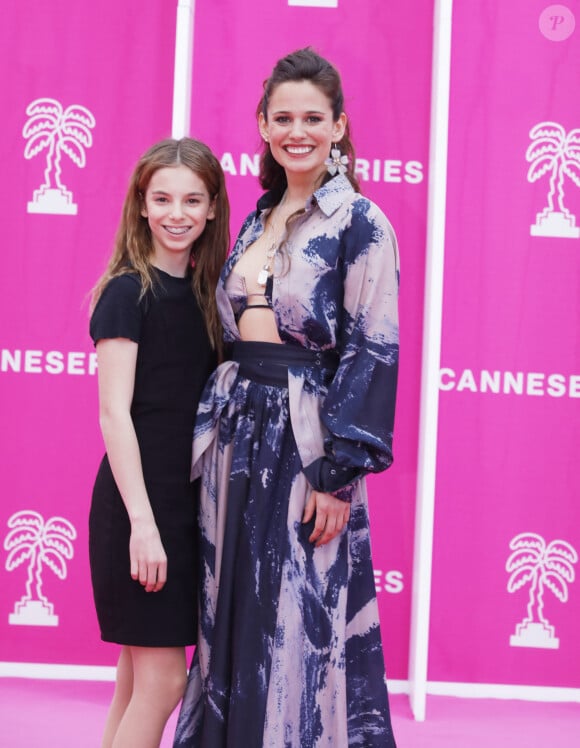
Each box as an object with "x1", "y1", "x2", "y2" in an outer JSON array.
[
  {"x1": 1, "y1": 0, "x2": 177, "y2": 668},
  {"x1": 0, "y1": 0, "x2": 430, "y2": 680},
  {"x1": 1, "y1": 0, "x2": 578, "y2": 694},
  {"x1": 430, "y1": 0, "x2": 580, "y2": 688}
]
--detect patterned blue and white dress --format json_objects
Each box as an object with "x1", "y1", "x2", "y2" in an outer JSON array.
[{"x1": 174, "y1": 174, "x2": 399, "y2": 747}]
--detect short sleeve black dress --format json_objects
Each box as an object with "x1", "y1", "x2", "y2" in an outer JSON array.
[{"x1": 88, "y1": 268, "x2": 215, "y2": 647}]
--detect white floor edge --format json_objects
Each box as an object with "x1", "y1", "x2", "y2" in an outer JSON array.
[
  {"x1": 427, "y1": 680, "x2": 580, "y2": 703},
  {"x1": 1, "y1": 663, "x2": 579, "y2": 704}
]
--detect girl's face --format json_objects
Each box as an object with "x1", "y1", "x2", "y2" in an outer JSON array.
[
  {"x1": 259, "y1": 80, "x2": 346, "y2": 185},
  {"x1": 141, "y1": 164, "x2": 215, "y2": 267}
]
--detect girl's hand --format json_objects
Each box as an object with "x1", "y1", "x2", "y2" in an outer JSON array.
[
  {"x1": 96, "y1": 338, "x2": 167, "y2": 593},
  {"x1": 129, "y1": 517, "x2": 167, "y2": 592},
  {"x1": 302, "y1": 490, "x2": 351, "y2": 547}
]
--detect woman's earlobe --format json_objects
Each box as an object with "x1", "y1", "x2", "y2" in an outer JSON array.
[
  {"x1": 258, "y1": 113, "x2": 269, "y2": 142},
  {"x1": 334, "y1": 113, "x2": 347, "y2": 141}
]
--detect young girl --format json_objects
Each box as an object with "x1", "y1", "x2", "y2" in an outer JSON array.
[
  {"x1": 89, "y1": 137, "x2": 229, "y2": 748},
  {"x1": 174, "y1": 49, "x2": 398, "y2": 747}
]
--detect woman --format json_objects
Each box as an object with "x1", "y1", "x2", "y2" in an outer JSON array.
[
  {"x1": 175, "y1": 49, "x2": 399, "y2": 747},
  {"x1": 89, "y1": 138, "x2": 229, "y2": 748}
]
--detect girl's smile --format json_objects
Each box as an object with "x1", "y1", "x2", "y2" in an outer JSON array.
[{"x1": 141, "y1": 164, "x2": 215, "y2": 274}]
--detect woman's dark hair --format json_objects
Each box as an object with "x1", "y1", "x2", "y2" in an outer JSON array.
[{"x1": 257, "y1": 47, "x2": 360, "y2": 195}]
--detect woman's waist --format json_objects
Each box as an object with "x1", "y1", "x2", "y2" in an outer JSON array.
[{"x1": 230, "y1": 340, "x2": 338, "y2": 387}]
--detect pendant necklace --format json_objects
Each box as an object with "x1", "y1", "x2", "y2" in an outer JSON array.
[
  {"x1": 257, "y1": 193, "x2": 287, "y2": 287},
  {"x1": 257, "y1": 245, "x2": 276, "y2": 287}
]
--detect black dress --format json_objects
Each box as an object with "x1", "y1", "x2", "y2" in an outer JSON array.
[{"x1": 89, "y1": 268, "x2": 215, "y2": 646}]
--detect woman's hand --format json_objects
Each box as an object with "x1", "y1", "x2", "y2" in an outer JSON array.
[
  {"x1": 302, "y1": 490, "x2": 351, "y2": 547},
  {"x1": 129, "y1": 517, "x2": 167, "y2": 593}
]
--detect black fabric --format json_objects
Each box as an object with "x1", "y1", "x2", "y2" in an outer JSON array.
[
  {"x1": 301, "y1": 457, "x2": 361, "y2": 496},
  {"x1": 90, "y1": 273, "x2": 142, "y2": 344},
  {"x1": 231, "y1": 339, "x2": 338, "y2": 386},
  {"x1": 89, "y1": 268, "x2": 216, "y2": 646}
]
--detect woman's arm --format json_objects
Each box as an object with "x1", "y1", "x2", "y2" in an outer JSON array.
[
  {"x1": 96, "y1": 337, "x2": 167, "y2": 592},
  {"x1": 303, "y1": 199, "x2": 400, "y2": 502}
]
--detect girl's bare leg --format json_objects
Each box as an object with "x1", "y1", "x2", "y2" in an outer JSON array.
[
  {"x1": 102, "y1": 645, "x2": 187, "y2": 748},
  {"x1": 100, "y1": 647, "x2": 134, "y2": 748}
]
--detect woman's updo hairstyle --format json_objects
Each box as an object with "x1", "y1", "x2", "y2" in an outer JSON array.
[{"x1": 257, "y1": 47, "x2": 360, "y2": 195}]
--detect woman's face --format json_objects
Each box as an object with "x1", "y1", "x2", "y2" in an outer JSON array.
[{"x1": 259, "y1": 80, "x2": 346, "y2": 185}]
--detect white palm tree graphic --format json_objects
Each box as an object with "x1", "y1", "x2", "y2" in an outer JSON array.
[
  {"x1": 4, "y1": 510, "x2": 77, "y2": 626},
  {"x1": 526, "y1": 121, "x2": 580, "y2": 238},
  {"x1": 506, "y1": 532, "x2": 577, "y2": 649},
  {"x1": 23, "y1": 97, "x2": 95, "y2": 215}
]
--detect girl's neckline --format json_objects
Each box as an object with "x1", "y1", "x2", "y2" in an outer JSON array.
[{"x1": 152, "y1": 265, "x2": 190, "y2": 281}]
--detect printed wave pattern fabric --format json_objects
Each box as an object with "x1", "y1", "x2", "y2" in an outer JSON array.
[{"x1": 174, "y1": 175, "x2": 399, "y2": 746}]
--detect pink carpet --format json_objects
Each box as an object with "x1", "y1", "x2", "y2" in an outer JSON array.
[{"x1": 0, "y1": 678, "x2": 578, "y2": 747}]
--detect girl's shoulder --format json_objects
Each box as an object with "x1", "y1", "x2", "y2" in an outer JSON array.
[
  {"x1": 97, "y1": 272, "x2": 142, "y2": 305},
  {"x1": 104, "y1": 271, "x2": 141, "y2": 291},
  {"x1": 90, "y1": 272, "x2": 144, "y2": 342}
]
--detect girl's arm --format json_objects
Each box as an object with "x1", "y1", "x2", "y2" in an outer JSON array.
[{"x1": 96, "y1": 337, "x2": 167, "y2": 593}]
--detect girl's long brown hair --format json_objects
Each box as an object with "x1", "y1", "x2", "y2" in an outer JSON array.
[{"x1": 90, "y1": 137, "x2": 229, "y2": 351}]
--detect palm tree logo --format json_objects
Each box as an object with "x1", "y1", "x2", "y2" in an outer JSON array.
[
  {"x1": 506, "y1": 532, "x2": 577, "y2": 649},
  {"x1": 23, "y1": 97, "x2": 96, "y2": 216},
  {"x1": 527, "y1": 121, "x2": 580, "y2": 238},
  {"x1": 4, "y1": 510, "x2": 77, "y2": 626}
]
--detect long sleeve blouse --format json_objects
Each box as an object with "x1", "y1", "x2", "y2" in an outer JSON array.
[{"x1": 198, "y1": 174, "x2": 399, "y2": 501}]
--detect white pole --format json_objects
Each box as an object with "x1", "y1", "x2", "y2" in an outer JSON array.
[
  {"x1": 407, "y1": 0, "x2": 453, "y2": 722},
  {"x1": 172, "y1": 0, "x2": 195, "y2": 138}
]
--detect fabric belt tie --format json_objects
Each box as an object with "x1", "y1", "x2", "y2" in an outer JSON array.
[{"x1": 231, "y1": 340, "x2": 338, "y2": 387}]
